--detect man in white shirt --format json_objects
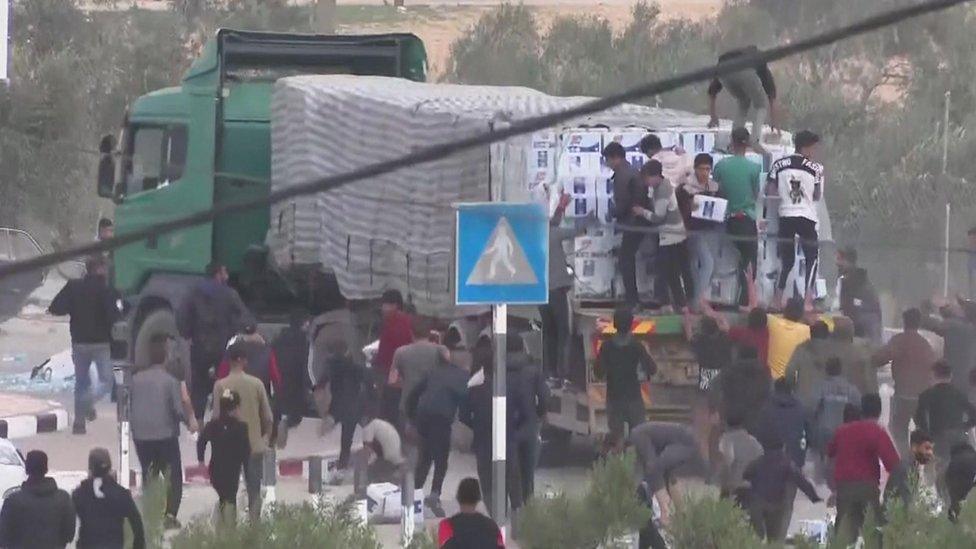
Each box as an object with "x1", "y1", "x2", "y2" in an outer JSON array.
[
  {"x1": 353, "y1": 411, "x2": 406, "y2": 495},
  {"x1": 766, "y1": 130, "x2": 824, "y2": 306}
]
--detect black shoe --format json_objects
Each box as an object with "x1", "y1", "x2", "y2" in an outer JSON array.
[
  {"x1": 72, "y1": 423, "x2": 86, "y2": 435},
  {"x1": 87, "y1": 408, "x2": 97, "y2": 422},
  {"x1": 163, "y1": 515, "x2": 182, "y2": 530}
]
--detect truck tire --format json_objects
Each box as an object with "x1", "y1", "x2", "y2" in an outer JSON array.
[{"x1": 133, "y1": 309, "x2": 187, "y2": 372}]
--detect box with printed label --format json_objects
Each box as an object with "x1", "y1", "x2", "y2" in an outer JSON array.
[
  {"x1": 560, "y1": 130, "x2": 605, "y2": 175},
  {"x1": 681, "y1": 132, "x2": 716, "y2": 154},
  {"x1": 691, "y1": 195, "x2": 728, "y2": 222},
  {"x1": 366, "y1": 482, "x2": 425, "y2": 523},
  {"x1": 558, "y1": 175, "x2": 598, "y2": 218},
  {"x1": 597, "y1": 195, "x2": 617, "y2": 224},
  {"x1": 574, "y1": 234, "x2": 618, "y2": 298}
]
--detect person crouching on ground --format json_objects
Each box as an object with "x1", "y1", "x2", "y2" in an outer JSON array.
[{"x1": 197, "y1": 389, "x2": 250, "y2": 526}]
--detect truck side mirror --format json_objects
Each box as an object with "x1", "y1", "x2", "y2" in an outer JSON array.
[{"x1": 97, "y1": 134, "x2": 116, "y2": 198}]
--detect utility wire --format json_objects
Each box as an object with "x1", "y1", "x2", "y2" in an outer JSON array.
[{"x1": 0, "y1": 0, "x2": 971, "y2": 279}]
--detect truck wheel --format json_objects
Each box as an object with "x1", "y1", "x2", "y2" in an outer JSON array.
[{"x1": 133, "y1": 309, "x2": 184, "y2": 371}]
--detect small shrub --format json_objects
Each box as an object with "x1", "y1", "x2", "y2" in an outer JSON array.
[{"x1": 667, "y1": 493, "x2": 764, "y2": 549}]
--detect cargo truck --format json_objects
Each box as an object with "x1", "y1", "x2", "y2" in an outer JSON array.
[{"x1": 96, "y1": 30, "x2": 831, "y2": 441}]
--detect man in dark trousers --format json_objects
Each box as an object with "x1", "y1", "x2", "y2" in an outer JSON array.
[
  {"x1": 271, "y1": 308, "x2": 309, "y2": 447},
  {"x1": 460, "y1": 343, "x2": 525, "y2": 517},
  {"x1": 873, "y1": 308, "x2": 936, "y2": 455},
  {"x1": 130, "y1": 334, "x2": 190, "y2": 529},
  {"x1": 197, "y1": 389, "x2": 251, "y2": 526},
  {"x1": 945, "y1": 442, "x2": 976, "y2": 520},
  {"x1": 213, "y1": 342, "x2": 273, "y2": 522},
  {"x1": 707, "y1": 45, "x2": 779, "y2": 140},
  {"x1": 604, "y1": 141, "x2": 648, "y2": 310},
  {"x1": 438, "y1": 478, "x2": 505, "y2": 549},
  {"x1": 914, "y1": 361, "x2": 976, "y2": 493},
  {"x1": 405, "y1": 338, "x2": 469, "y2": 515},
  {"x1": 507, "y1": 333, "x2": 549, "y2": 501},
  {"x1": 540, "y1": 191, "x2": 588, "y2": 381},
  {"x1": 178, "y1": 262, "x2": 252, "y2": 423},
  {"x1": 73, "y1": 448, "x2": 145, "y2": 549},
  {"x1": 751, "y1": 377, "x2": 811, "y2": 536},
  {"x1": 48, "y1": 255, "x2": 120, "y2": 434},
  {"x1": 0, "y1": 451, "x2": 75, "y2": 549},
  {"x1": 828, "y1": 393, "x2": 899, "y2": 546},
  {"x1": 743, "y1": 436, "x2": 821, "y2": 543},
  {"x1": 596, "y1": 307, "x2": 657, "y2": 441}
]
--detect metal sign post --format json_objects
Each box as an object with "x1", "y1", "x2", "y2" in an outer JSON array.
[
  {"x1": 491, "y1": 303, "x2": 507, "y2": 526},
  {"x1": 455, "y1": 202, "x2": 548, "y2": 536},
  {"x1": 0, "y1": 0, "x2": 8, "y2": 82}
]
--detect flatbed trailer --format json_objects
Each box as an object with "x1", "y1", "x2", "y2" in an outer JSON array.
[{"x1": 546, "y1": 307, "x2": 745, "y2": 440}]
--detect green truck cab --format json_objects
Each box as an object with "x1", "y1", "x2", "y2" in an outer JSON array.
[{"x1": 96, "y1": 30, "x2": 427, "y2": 364}]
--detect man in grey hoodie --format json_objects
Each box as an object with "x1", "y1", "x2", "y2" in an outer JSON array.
[{"x1": 539, "y1": 192, "x2": 589, "y2": 381}]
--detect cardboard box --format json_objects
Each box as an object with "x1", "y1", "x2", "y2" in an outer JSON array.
[
  {"x1": 574, "y1": 234, "x2": 618, "y2": 298},
  {"x1": 559, "y1": 175, "x2": 598, "y2": 218},
  {"x1": 691, "y1": 195, "x2": 728, "y2": 222},
  {"x1": 681, "y1": 131, "x2": 716, "y2": 154},
  {"x1": 365, "y1": 482, "x2": 424, "y2": 523},
  {"x1": 597, "y1": 195, "x2": 617, "y2": 224},
  {"x1": 560, "y1": 130, "x2": 605, "y2": 175}
]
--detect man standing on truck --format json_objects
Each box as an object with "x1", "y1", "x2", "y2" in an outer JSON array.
[
  {"x1": 49, "y1": 255, "x2": 121, "y2": 435},
  {"x1": 605, "y1": 142, "x2": 648, "y2": 311},
  {"x1": 596, "y1": 307, "x2": 657, "y2": 441},
  {"x1": 713, "y1": 128, "x2": 762, "y2": 309},
  {"x1": 178, "y1": 262, "x2": 252, "y2": 423},
  {"x1": 706, "y1": 45, "x2": 779, "y2": 143},
  {"x1": 767, "y1": 130, "x2": 824, "y2": 307},
  {"x1": 540, "y1": 191, "x2": 587, "y2": 381}
]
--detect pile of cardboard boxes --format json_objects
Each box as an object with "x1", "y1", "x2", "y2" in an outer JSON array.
[{"x1": 525, "y1": 126, "x2": 804, "y2": 305}]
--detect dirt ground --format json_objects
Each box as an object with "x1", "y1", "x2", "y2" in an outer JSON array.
[{"x1": 335, "y1": 0, "x2": 723, "y2": 76}]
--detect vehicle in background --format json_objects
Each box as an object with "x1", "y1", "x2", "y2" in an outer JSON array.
[{"x1": 0, "y1": 439, "x2": 27, "y2": 500}]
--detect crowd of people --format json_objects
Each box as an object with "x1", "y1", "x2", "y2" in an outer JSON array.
[{"x1": 597, "y1": 268, "x2": 976, "y2": 547}]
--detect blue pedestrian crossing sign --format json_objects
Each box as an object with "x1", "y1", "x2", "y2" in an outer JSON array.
[{"x1": 456, "y1": 203, "x2": 549, "y2": 305}]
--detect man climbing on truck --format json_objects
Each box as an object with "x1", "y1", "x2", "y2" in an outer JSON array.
[{"x1": 706, "y1": 45, "x2": 779, "y2": 144}]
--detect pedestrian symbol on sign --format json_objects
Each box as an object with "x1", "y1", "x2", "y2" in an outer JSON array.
[{"x1": 466, "y1": 217, "x2": 538, "y2": 285}]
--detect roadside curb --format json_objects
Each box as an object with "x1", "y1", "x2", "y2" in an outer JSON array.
[
  {"x1": 128, "y1": 456, "x2": 328, "y2": 488},
  {"x1": 0, "y1": 408, "x2": 69, "y2": 439}
]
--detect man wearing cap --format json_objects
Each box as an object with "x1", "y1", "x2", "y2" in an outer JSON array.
[
  {"x1": 713, "y1": 128, "x2": 763, "y2": 308},
  {"x1": 766, "y1": 130, "x2": 825, "y2": 306},
  {"x1": 213, "y1": 340, "x2": 273, "y2": 521},
  {"x1": 706, "y1": 45, "x2": 779, "y2": 140},
  {"x1": 0, "y1": 450, "x2": 76, "y2": 549}
]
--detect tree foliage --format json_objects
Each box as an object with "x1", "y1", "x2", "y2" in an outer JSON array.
[{"x1": 446, "y1": 0, "x2": 976, "y2": 301}]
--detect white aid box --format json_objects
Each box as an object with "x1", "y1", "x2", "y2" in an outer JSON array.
[
  {"x1": 681, "y1": 131, "x2": 716, "y2": 154},
  {"x1": 560, "y1": 130, "x2": 605, "y2": 174},
  {"x1": 365, "y1": 482, "x2": 424, "y2": 523},
  {"x1": 559, "y1": 175, "x2": 598, "y2": 218},
  {"x1": 691, "y1": 195, "x2": 728, "y2": 222}
]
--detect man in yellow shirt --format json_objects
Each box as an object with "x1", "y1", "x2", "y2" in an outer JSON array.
[
  {"x1": 213, "y1": 342, "x2": 273, "y2": 521},
  {"x1": 766, "y1": 299, "x2": 811, "y2": 379}
]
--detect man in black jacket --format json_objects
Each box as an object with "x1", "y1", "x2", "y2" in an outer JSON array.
[
  {"x1": 49, "y1": 255, "x2": 121, "y2": 435},
  {"x1": 915, "y1": 361, "x2": 976, "y2": 493},
  {"x1": 177, "y1": 262, "x2": 253, "y2": 423},
  {"x1": 605, "y1": 141, "x2": 649, "y2": 310},
  {"x1": 406, "y1": 337, "x2": 469, "y2": 513},
  {"x1": 73, "y1": 448, "x2": 144, "y2": 549},
  {"x1": 837, "y1": 248, "x2": 883, "y2": 345},
  {"x1": 596, "y1": 307, "x2": 657, "y2": 441},
  {"x1": 0, "y1": 451, "x2": 76, "y2": 549},
  {"x1": 507, "y1": 334, "x2": 549, "y2": 501}
]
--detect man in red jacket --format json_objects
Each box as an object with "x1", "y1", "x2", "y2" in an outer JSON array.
[
  {"x1": 827, "y1": 393, "x2": 899, "y2": 546},
  {"x1": 376, "y1": 290, "x2": 413, "y2": 426}
]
